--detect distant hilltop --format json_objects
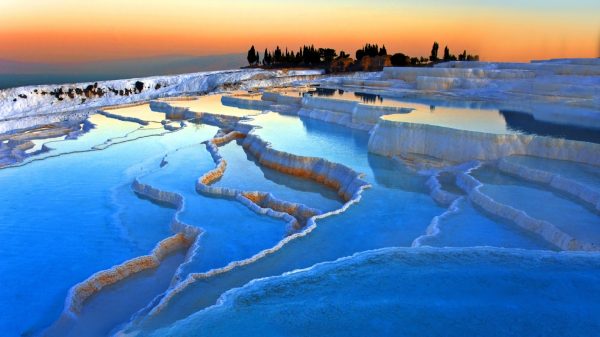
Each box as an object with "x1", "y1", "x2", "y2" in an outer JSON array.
[{"x1": 244, "y1": 42, "x2": 479, "y2": 73}]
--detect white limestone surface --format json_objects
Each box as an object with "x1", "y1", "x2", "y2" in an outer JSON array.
[
  {"x1": 0, "y1": 69, "x2": 323, "y2": 120},
  {"x1": 369, "y1": 118, "x2": 600, "y2": 166}
]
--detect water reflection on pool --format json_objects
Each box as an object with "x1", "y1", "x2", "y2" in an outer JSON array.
[{"x1": 167, "y1": 93, "x2": 263, "y2": 117}]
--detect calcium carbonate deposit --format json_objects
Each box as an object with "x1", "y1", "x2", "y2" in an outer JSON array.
[{"x1": 0, "y1": 60, "x2": 599, "y2": 337}]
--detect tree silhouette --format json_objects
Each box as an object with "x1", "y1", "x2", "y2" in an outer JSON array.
[
  {"x1": 443, "y1": 46, "x2": 450, "y2": 61},
  {"x1": 274, "y1": 46, "x2": 282, "y2": 63},
  {"x1": 391, "y1": 53, "x2": 410, "y2": 66},
  {"x1": 379, "y1": 45, "x2": 387, "y2": 56},
  {"x1": 295, "y1": 49, "x2": 303, "y2": 64},
  {"x1": 466, "y1": 54, "x2": 480, "y2": 61},
  {"x1": 247, "y1": 45, "x2": 257, "y2": 65},
  {"x1": 442, "y1": 46, "x2": 457, "y2": 61},
  {"x1": 263, "y1": 48, "x2": 269, "y2": 65},
  {"x1": 319, "y1": 48, "x2": 337, "y2": 63},
  {"x1": 430, "y1": 42, "x2": 439, "y2": 62},
  {"x1": 356, "y1": 49, "x2": 364, "y2": 61},
  {"x1": 356, "y1": 43, "x2": 380, "y2": 60},
  {"x1": 246, "y1": 41, "x2": 479, "y2": 70}
]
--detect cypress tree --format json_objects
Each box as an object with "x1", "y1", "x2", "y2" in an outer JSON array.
[
  {"x1": 379, "y1": 45, "x2": 387, "y2": 56},
  {"x1": 430, "y1": 42, "x2": 439, "y2": 62},
  {"x1": 247, "y1": 45, "x2": 256, "y2": 65}
]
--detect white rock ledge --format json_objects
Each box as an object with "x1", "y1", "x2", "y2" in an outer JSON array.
[
  {"x1": 368, "y1": 119, "x2": 600, "y2": 166},
  {"x1": 0, "y1": 69, "x2": 323, "y2": 121},
  {"x1": 196, "y1": 131, "x2": 339, "y2": 231},
  {"x1": 242, "y1": 133, "x2": 368, "y2": 202},
  {"x1": 141, "y1": 124, "x2": 372, "y2": 321},
  {"x1": 456, "y1": 168, "x2": 598, "y2": 251},
  {"x1": 497, "y1": 157, "x2": 600, "y2": 212}
]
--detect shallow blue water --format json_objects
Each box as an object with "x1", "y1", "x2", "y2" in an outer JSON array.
[
  {"x1": 135, "y1": 130, "x2": 290, "y2": 276},
  {"x1": 473, "y1": 166, "x2": 600, "y2": 246},
  {"x1": 128, "y1": 112, "x2": 566, "y2": 332},
  {"x1": 421, "y1": 198, "x2": 555, "y2": 249},
  {"x1": 46, "y1": 250, "x2": 187, "y2": 337},
  {"x1": 248, "y1": 113, "x2": 374, "y2": 174},
  {"x1": 505, "y1": 155, "x2": 600, "y2": 191},
  {"x1": 214, "y1": 140, "x2": 343, "y2": 212},
  {"x1": 148, "y1": 247, "x2": 600, "y2": 337},
  {"x1": 304, "y1": 87, "x2": 600, "y2": 143},
  {"x1": 0, "y1": 117, "x2": 186, "y2": 335},
  {"x1": 0, "y1": 95, "x2": 598, "y2": 337}
]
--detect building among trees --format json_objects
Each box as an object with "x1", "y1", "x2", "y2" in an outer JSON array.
[{"x1": 246, "y1": 41, "x2": 479, "y2": 71}]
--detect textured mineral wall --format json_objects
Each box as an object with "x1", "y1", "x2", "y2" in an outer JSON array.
[
  {"x1": 382, "y1": 67, "x2": 535, "y2": 83},
  {"x1": 368, "y1": 119, "x2": 600, "y2": 166},
  {"x1": 241, "y1": 133, "x2": 368, "y2": 201},
  {"x1": 0, "y1": 69, "x2": 323, "y2": 121},
  {"x1": 497, "y1": 158, "x2": 600, "y2": 212},
  {"x1": 455, "y1": 168, "x2": 598, "y2": 252}
]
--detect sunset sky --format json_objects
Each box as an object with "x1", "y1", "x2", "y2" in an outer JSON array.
[{"x1": 1, "y1": 0, "x2": 598, "y2": 63}]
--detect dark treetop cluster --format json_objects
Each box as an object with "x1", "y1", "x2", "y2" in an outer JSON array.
[
  {"x1": 245, "y1": 42, "x2": 479, "y2": 72},
  {"x1": 248, "y1": 45, "x2": 338, "y2": 67}
]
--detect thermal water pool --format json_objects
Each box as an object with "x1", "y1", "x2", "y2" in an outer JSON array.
[
  {"x1": 0, "y1": 114, "x2": 188, "y2": 335},
  {"x1": 1, "y1": 89, "x2": 598, "y2": 337},
  {"x1": 283, "y1": 86, "x2": 600, "y2": 142},
  {"x1": 120, "y1": 110, "x2": 567, "y2": 335},
  {"x1": 166, "y1": 94, "x2": 263, "y2": 117},
  {"x1": 102, "y1": 103, "x2": 168, "y2": 123},
  {"x1": 213, "y1": 140, "x2": 343, "y2": 212},
  {"x1": 146, "y1": 247, "x2": 600, "y2": 337},
  {"x1": 502, "y1": 155, "x2": 600, "y2": 191},
  {"x1": 418, "y1": 198, "x2": 555, "y2": 249},
  {"x1": 472, "y1": 165, "x2": 600, "y2": 246}
]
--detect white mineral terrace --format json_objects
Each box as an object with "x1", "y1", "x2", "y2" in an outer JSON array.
[
  {"x1": 216, "y1": 58, "x2": 599, "y2": 251},
  {"x1": 1, "y1": 59, "x2": 599, "y2": 336}
]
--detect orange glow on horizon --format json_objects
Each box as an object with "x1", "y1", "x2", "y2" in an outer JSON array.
[{"x1": 0, "y1": 0, "x2": 598, "y2": 63}]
